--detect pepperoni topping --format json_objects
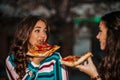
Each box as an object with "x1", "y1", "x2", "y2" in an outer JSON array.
[{"x1": 35, "y1": 42, "x2": 53, "y2": 52}]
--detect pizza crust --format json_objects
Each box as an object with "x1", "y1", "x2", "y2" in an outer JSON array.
[{"x1": 61, "y1": 51, "x2": 93, "y2": 67}]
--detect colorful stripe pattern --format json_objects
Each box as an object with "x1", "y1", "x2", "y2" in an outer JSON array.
[{"x1": 6, "y1": 52, "x2": 68, "y2": 80}]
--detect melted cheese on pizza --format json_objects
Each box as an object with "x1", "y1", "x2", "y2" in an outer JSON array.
[{"x1": 62, "y1": 56, "x2": 80, "y2": 62}]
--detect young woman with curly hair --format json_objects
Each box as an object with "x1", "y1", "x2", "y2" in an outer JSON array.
[
  {"x1": 6, "y1": 16, "x2": 68, "y2": 80},
  {"x1": 75, "y1": 11, "x2": 120, "y2": 80}
]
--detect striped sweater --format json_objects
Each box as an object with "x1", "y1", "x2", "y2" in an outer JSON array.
[{"x1": 6, "y1": 52, "x2": 68, "y2": 80}]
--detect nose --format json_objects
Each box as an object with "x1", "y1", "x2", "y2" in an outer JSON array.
[
  {"x1": 41, "y1": 34, "x2": 46, "y2": 40},
  {"x1": 38, "y1": 32, "x2": 47, "y2": 41},
  {"x1": 96, "y1": 33, "x2": 99, "y2": 39}
]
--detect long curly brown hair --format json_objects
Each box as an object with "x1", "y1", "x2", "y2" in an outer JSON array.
[
  {"x1": 98, "y1": 11, "x2": 120, "y2": 80},
  {"x1": 9, "y1": 15, "x2": 49, "y2": 79}
]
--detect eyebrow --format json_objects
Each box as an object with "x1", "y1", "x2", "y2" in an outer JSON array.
[
  {"x1": 34, "y1": 26, "x2": 41, "y2": 28},
  {"x1": 34, "y1": 26, "x2": 47, "y2": 30}
]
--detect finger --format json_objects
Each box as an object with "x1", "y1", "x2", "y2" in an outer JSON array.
[
  {"x1": 75, "y1": 65, "x2": 86, "y2": 72},
  {"x1": 75, "y1": 65, "x2": 82, "y2": 69},
  {"x1": 81, "y1": 59, "x2": 88, "y2": 65},
  {"x1": 88, "y1": 57, "x2": 93, "y2": 63},
  {"x1": 60, "y1": 60, "x2": 75, "y2": 67},
  {"x1": 83, "y1": 60, "x2": 88, "y2": 65}
]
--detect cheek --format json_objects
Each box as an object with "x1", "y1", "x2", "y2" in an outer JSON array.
[
  {"x1": 44, "y1": 35, "x2": 47, "y2": 40},
  {"x1": 29, "y1": 34, "x2": 37, "y2": 45},
  {"x1": 101, "y1": 40, "x2": 106, "y2": 50},
  {"x1": 100, "y1": 36, "x2": 107, "y2": 50}
]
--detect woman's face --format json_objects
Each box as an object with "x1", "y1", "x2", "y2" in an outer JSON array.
[
  {"x1": 96, "y1": 21, "x2": 108, "y2": 50},
  {"x1": 29, "y1": 20, "x2": 47, "y2": 47}
]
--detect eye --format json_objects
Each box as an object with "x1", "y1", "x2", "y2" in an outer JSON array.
[{"x1": 35, "y1": 29, "x2": 40, "y2": 33}]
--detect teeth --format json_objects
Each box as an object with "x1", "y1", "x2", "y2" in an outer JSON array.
[
  {"x1": 38, "y1": 41, "x2": 44, "y2": 45},
  {"x1": 40, "y1": 42, "x2": 44, "y2": 45}
]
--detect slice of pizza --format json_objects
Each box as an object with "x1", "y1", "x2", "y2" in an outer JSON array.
[
  {"x1": 61, "y1": 51, "x2": 93, "y2": 67},
  {"x1": 26, "y1": 42, "x2": 60, "y2": 57}
]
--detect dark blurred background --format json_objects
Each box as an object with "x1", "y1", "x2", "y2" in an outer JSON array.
[{"x1": 0, "y1": 0, "x2": 120, "y2": 80}]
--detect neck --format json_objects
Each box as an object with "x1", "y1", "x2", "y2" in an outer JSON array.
[{"x1": 32, "y1": 57, "x2": 45, "y2": 65}]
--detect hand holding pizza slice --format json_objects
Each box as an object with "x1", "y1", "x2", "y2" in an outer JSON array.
[
  {"x1": 61, "y1": 51, "x2": 93, "y2": 67},
  {"x1": 27, "y1": 42, "x2": 60, "y2": 57}
]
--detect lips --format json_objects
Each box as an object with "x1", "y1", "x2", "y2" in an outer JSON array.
[{"x1": 37, "y1": 40, "x2": 45, "y2": 45}]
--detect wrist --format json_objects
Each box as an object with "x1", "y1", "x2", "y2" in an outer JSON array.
[{"x1": 91, "y1": 75, "x2": 101, "y2": 80}]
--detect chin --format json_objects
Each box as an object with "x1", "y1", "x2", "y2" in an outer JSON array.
[
  {"x1": 101, "y1": 48, "x2": 104, "y2": 50},
  {"x1": 100, "y1": 46, "x2": 105, "y2": 50}
]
